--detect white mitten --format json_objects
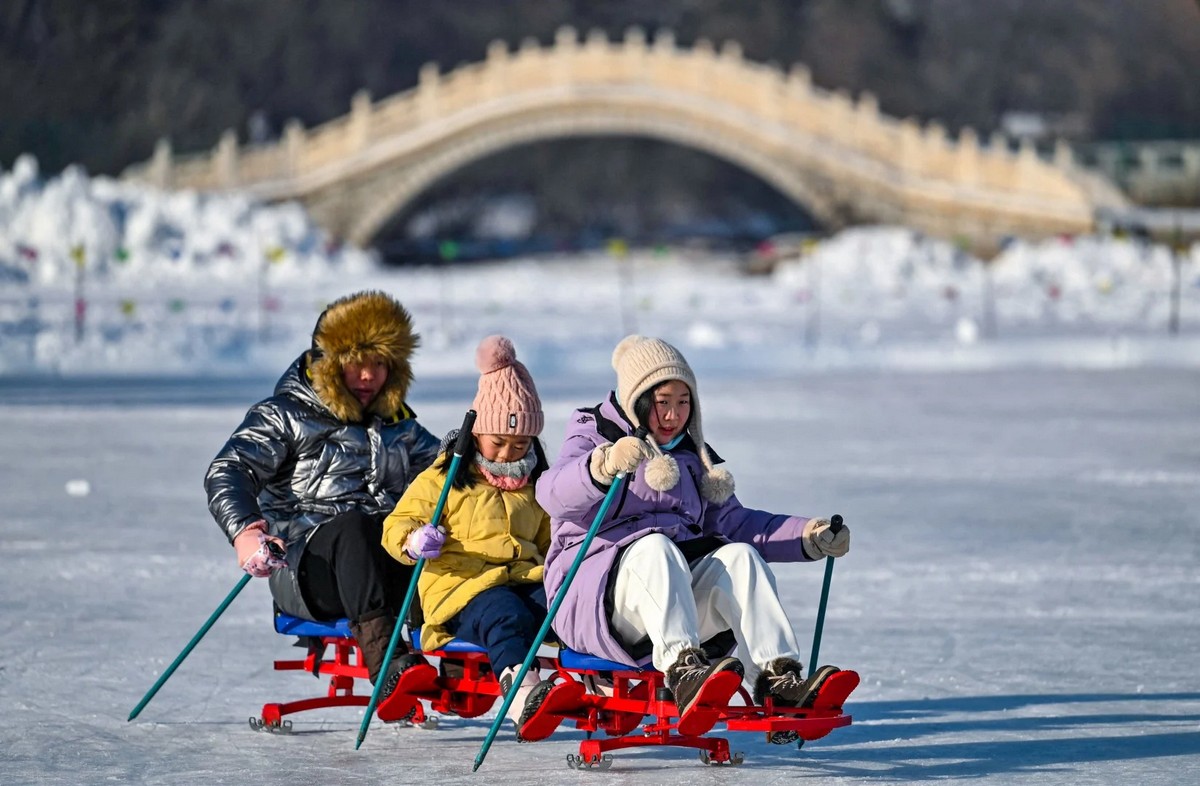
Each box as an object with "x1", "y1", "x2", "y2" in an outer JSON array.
[
  {"x1": 802, "y1": 517, "x2": 850, "y2": 559},
  {"x1": 588, "y1": 436, "x2": 653, "y2": 485}
]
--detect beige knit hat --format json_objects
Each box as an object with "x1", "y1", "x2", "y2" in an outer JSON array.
[
  {"x1": 611, "y1": 335, "x2": 734, "y2": 503},
  {"x1": 471, "y1": 335, "x2": 544, "y2": 437}
]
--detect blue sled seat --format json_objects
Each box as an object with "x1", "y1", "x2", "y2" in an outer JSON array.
[
  {"x1": 559, "y1": 647, "x2": 653, "y2": 673},
  {"x1": 273, "y1": 612, "x2": 354, "y2": 639},
  {"x1": 410, "y1": 629, "x2": 486, "y2": 654},
  {"x1": 273, "y1": 612, "x2": 488, "y2": 654},
  {"x1": 271, "y1": 614, "x2": 647, "y2": 673}
]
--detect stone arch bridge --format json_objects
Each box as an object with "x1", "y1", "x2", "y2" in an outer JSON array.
[{"x1": 123, "y1": 26, "x2": 1127, "y2": 252}]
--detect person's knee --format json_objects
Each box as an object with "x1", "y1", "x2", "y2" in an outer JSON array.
[
  {"x1": 513, "y1": 605, "x2": 539, "y2": 639},
  {"x1": 630, "y1": 532, "x2": 688, "y2": 567},
  {"x1": 715, "y1": 542, "x2": 775, "y2": 581},
  {"x1": 716, "y1": 541, "x2": 758, "y2": 564},
  {"x1": 478, "y1": 596, "x2": 537, "y2": 643},
  {"x1": 330, "y1": 510, "x2": 381, "y2": 551}
]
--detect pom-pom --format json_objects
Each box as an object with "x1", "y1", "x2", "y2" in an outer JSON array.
[
  {"x1": 476, "y1": 335, "x2": 516, "y2": 374},
  {"x1": 611, "y1": 335, "x2": 647, "y2": 372},
  {"x1": 699, "y1": 467, "x2": 735, "y2": 504},
  {"x1": 644, "y1": 453, "x2": 680, "y2": 492}
]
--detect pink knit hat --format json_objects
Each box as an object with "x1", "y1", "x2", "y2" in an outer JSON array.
[{"x1": 471, "y1": 335, "x2": 544, "y2": 437}]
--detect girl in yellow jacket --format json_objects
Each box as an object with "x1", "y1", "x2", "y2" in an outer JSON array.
[{"x1": 382, "y1": 335, "x2": 565, "y2": 740}]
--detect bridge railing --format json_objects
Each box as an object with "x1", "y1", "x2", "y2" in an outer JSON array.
[
  {"x1": 120, "y1": 25, "x2": 1114, "y2": 246},
  {"x1": 129, "y1": 26, "x2": 1076, "y2": 197}
]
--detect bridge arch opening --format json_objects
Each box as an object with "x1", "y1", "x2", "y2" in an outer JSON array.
[{"x1": 370, "y1": 137, "x2": 820, "y2": 266}]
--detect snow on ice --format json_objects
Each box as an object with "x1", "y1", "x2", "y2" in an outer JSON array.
[{"x1": 1, "y1": 157, "x2": 1199, "y2": 785}]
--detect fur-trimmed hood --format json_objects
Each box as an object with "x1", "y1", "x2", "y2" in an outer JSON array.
[{"x1": 307, "y1": 291, "x2": 418, "y2": 422}]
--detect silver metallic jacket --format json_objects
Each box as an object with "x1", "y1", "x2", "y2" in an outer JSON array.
[{"x1": 205, "y1": 355, "x2": 440, "y2": 617}]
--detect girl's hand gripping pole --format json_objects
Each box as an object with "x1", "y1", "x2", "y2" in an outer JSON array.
[
  {"x1": 808, "y1": 514, "x2": 844, "y2": 678},
  {"x1": 355, "y1": 409, "x2": 476, "y2": 749}
]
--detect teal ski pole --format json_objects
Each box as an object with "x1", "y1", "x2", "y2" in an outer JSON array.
[
  {"x1": 129, "y1": 570, "x2": 256, "y2": 720},
  {"x1": 473, "y1": 427, "x2": 647, "y2": 772},
  {"x1": 808, "y1": 514, "x2": 844, "y2": 678},
  {"x1": 356, "y1": 409, "x2": 477, "y2": 749}
]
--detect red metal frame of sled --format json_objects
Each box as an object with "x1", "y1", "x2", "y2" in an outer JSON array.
[
  {"x1": 409, "y1": 650, "x2": 853, "y2": 763},
  {"x1": 258, "y1": 632, "x2": 429, "y2": 728},
  {"x1": 557, "y1": 667, "x2": 852, "y2": 761},
  {"x1": 258, "y1": 635, "x2": 368, "y2": 726},
  {"x1": 398, "y1": 648, "x2": 560, "y2": 719},
  {"x1": 259, "y1": 615, "x2": 853, "y2": 761}
]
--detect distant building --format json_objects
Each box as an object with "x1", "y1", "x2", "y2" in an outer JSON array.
[{"x1": 1000, "y1": 111, "x2": 1091, "y2": 143}]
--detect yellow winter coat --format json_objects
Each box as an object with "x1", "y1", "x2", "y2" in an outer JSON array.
[{"x1": 381, "y1": 462, "x2": 551, "y2": 651}]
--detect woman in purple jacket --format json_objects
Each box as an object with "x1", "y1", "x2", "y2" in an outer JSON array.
[{"x1": 535, "y1": 335, "x2": 851, "y2": 741}]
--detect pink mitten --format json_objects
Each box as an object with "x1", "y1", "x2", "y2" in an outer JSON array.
[
  {"x1": 234, "y1": 521, "x2": 288, "y2": 577},
  {"x1": 405, "y1": 524, "x2": 446, "y2": 561}
]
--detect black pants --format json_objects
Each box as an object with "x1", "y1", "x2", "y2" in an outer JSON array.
[{"x1": 297, "y1": 509, "x2": 413, "y2": 624}]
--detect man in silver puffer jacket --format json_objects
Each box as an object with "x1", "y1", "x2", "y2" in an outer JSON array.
[{"x1": 205, "y1": 290, "x2": 440, "y2": 691}]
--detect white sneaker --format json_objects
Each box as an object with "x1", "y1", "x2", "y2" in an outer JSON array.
[{"x1": 498, "y1": 665, "x2": 541, "y2": 725}]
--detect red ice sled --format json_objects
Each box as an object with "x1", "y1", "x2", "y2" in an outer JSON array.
[{"x1": 253, "y1": 612, "x2": 857, "y2": 768}]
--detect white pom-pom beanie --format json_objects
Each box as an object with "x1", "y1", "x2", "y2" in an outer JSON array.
[
  {"x1": 471, "y1": 335, "x2": 544, "y2": 436},
  {"x1": 611, "y1": 335, "x2": 734, "y2": 503}
]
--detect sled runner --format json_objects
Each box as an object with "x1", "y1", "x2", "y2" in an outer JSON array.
[
  {"x1": 548, "y1": 647, "x2": 856, "y2": 768},
  {"x1": 250, "y1": 611, "x2": 435, "y2": 732},
  {"x1": 256, "y1": 612, "x2": 856, "y2": 766}
]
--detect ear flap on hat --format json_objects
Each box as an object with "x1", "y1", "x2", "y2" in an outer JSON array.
[{"x1": 688, "y1": 400, "x2": 735, "y2": 504}]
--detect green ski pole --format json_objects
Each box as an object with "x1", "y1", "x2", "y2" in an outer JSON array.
[
  {"x1": 129, "y1": 571, "x2": 255, "y2": 720},
  {"x1": 356, "y1": 409, "x2": 477, "y2": 749},
  {"x1": 808, "y1": 514, "x2": 844, "y2": 678},
  {"x1": 473, "y1": 427, "x2": 647, "y2": 772}
]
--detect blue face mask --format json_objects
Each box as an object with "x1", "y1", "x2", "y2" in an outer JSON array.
[{"x1": 660, "y1": 431, "x2": 685, "y2": 451}]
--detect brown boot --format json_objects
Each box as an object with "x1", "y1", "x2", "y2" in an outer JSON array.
[
  {"x1": 664, "y1": 647, "x2": 743, "y2": 736},
  {"x1": 350, "y1": 613, "x2": 401, "y2": 685}
]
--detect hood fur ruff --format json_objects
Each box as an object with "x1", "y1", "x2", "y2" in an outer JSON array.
[{"x1": 308, "y1": 291, "x2": 418, "y2": 422}]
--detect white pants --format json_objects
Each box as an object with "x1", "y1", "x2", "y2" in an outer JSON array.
[{"x1": 609, "y1": 533, "x2": 803, "y2": 685}]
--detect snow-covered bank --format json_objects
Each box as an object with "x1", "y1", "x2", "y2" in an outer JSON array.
[{"x1": 2, "y1": 154, "x2": 1199, "y2": 378}]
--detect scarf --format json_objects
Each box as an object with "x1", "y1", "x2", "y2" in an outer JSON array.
[{"x1": 474, "y1": 449, "x2": 537, "y2": 491}]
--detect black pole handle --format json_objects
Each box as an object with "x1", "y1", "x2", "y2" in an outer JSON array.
[
  {"x1": 829, "y1": 513, "x2": 844, "y2": 534},
  {"x1": 433, "y1": 409, "x2": 478, "y2": 535},
  {"x1": 453, "y1": 410, "x2": 477, "y2": 456}
]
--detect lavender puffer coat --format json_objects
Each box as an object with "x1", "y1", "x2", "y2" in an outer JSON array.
[{"x1": 534, "y1": 393, "x2": 815, "y2": 667}]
